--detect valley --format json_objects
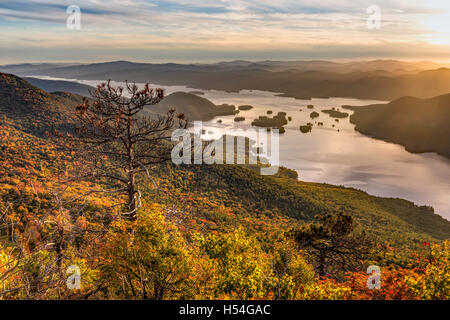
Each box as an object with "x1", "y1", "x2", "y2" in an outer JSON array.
[{"x1": 21, "y1": 74, "x2": 450, "y2": 220}]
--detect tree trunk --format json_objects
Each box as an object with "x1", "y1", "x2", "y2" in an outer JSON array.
[
  {"x1": 318, "y1": 252, "x2": 326, "y2": 278},
  {"x1": 127, "y1": 170, "x2": 137, "y2": 220}
]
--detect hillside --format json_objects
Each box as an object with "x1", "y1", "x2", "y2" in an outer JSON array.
[
  {"x1": 2, "y1": 61, "x2": 449, "y2": 101},
  {"x1": 24, "y1": 77, "x2": 95, "y2": 97},
  {"x1": 0, "y1": 74, "x2": 448, "y2": 243},
  {"x1": 1, "y1": 108, "x2": 448, "y2": 255},
  {"x1": 1, "y1": 73, "x2": 449, "y2": 244},
  {"x1": 153, "y1": 162, "x2": 450, "y2": 245},
  {"x1": 2, "y1": 113, "x2": 449, "y2": 299},
  {"x1": 345, "y1": 93, "x2": 450, "y2": 158},
  {"x1": 0, "y1": 73, "x2": 84, "y2": 136},
  {"x1": 0, "y1": 73, "x2": 449, "y2": 299}
]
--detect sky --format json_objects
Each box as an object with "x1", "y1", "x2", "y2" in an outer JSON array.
[{"x1": 0, "y1": 0, "x2": 449, "y2": 64}]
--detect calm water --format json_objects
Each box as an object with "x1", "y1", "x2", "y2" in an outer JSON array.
[{"x1": 37, "y1": 76, "x2": 450, "y2": 220}]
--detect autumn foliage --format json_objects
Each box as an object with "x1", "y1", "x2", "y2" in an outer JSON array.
[{"x1": 0, "y1": 77, "x2": 449, "y2": 300}]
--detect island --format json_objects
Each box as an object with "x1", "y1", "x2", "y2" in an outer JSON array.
[
  {"x1": 251, "y1": 112, "x2": 288, "y2": 128},
  {"x1": 188, "y1": 90, "x2": 205, "y2": 95},
  {"x1": 238, "y1": 105, "x2": 254, "y2": 111},
  {"x1": 310, "y1": 111, "x2": 320, "y2": 119},
  {"x1": 300, "y1": 123, "x2": 313, "y2": 133},
  {"x1": 322, "y1": 108, "x2": 349, "y2": 118}
]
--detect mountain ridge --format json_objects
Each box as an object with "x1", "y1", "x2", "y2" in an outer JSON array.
[
  {"x1": 23, "y1": 77, "x2": 95, "y2": 97},
  {"x1": 345, "y1": 92, "x2": 450, "y2": 158},
  {"x1": 0, "y1": 72, "x2": 82, "y2": 136},
  {"x1": 1, "y1": 60, "x2": 448, "y2": 101}
]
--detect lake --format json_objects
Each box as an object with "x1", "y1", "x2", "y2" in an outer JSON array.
[{"x1": 36, "y1": 76, "x2": 450, "y2": 220}]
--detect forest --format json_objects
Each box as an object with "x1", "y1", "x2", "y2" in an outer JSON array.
[{"x1": 0, "y1": 73, "x2": 449, "y2": 300}]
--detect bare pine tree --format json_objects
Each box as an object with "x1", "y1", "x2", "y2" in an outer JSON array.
[{"x1": 66, "y1": 81, "x2": 186, "y2": 219}]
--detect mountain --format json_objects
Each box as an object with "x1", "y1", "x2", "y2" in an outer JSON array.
[
  {"x1": 345, "y1": 93, "x2": 450, "y2": 158},
  {"x1": 0, "y1": 63, "x2": 80, "y2": 74},
  {"x1": 0, "y1": 72, "x2": 81, "y2": 136},
  {"x1": 1, "y1": 72, "x2": 449, "y2": 248},
  {"x1": 272, "y1": 68, "x2": 450, "y2": 100},
  {"x1": 2, "y1": 60, "x2": 448, "y2": 101},
  {"x1": 149, "y1": 91, "x2": 237, "y2": 121},
  {"x1": 23, "y1": 77, "x2": 95, "y2": 97}
]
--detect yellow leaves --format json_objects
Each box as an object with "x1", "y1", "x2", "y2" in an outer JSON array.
[
  {"x1": 301, "y1": 280, "x2": 352, "y2": 300},
  {"x1": 100, "y1": 204, "x2": 196, "y2": 299},
  {"x1": 196, "y1": 227, "x2": 271, "y2": 299},
  {"x1": 0, "y1": 245, "x2": 17, "y2": 271},
  {"x1": 405, "y1": 241, "x2": 450, "y2": 299},
  {"x1": 0, "y1": 246, "x2": 21, "y2": 299}
]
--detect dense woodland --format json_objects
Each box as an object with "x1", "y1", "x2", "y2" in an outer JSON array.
[{"x1": 0, "y1": 73, "x2": 449, "y2": 300}]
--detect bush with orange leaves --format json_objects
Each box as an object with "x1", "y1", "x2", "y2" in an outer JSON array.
[
  {"x1": 344, "y1": 268, "x2": 419, "y2": 300},
  {"x1": 343, "y1": 241, "x2": 449, "y2": 300}
]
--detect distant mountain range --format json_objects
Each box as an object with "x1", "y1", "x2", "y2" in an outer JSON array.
[
  {"x1": 1, "y1": 60, "x2": 448, "y2": 101},
  {"x1": 1, "y1": 59, "x2": 443, "y2": 74},
  {"x1": 345, "y1": 93, "x2": 450, "y2": 158}
]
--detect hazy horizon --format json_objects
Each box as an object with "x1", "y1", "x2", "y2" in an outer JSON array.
[{"x1": 1, "y1": 58, "x2": 450, "y2": 67}]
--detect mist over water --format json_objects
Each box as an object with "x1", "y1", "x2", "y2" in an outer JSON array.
[{"x1": 39, "y1": 76, "x2": 450, "y2": 220}]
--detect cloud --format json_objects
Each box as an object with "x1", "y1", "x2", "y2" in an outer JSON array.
[
  {"x1": 0, "y1": 0, "x2": 449, "y2": 63},
  {"x1": 0, "y1": 1, "x2": 124, "y2": 17}
]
